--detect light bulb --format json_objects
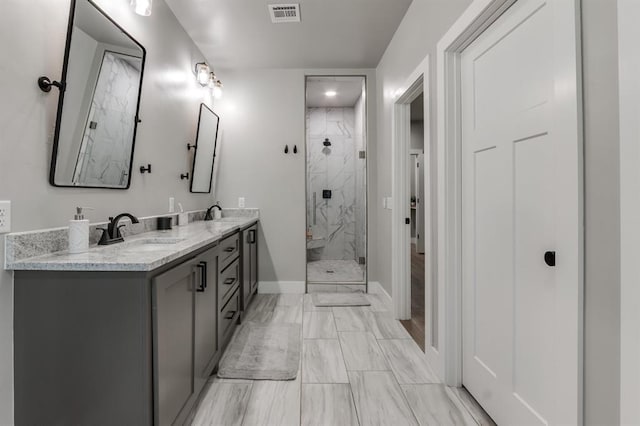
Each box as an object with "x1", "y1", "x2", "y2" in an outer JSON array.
[
  {"x1": 131, "y1": 0, "x2": 152, "y2": 16},
  {"x1": 213, "y1": 81, "x2": 223, "y2": 99},
  {"x1": 207, "y1": 72, "x2": 217, "y2": 89},
  {"x1": 195, "y1": 63, "x2": 210, "y2": 86},
  {"x1": 325, "y1": 90, "x2": 337, "y2": 97}
]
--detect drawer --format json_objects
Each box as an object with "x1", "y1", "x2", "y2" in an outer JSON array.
[
  {"x1": 219, "y1": 289, "x2": 240, "y2": 346},
  {"x1": 218, "y1": 258, "x2": 240, "y2": 308},
  {"x1": 218, "y1": 233, "x2": 240, "y2": 270}
]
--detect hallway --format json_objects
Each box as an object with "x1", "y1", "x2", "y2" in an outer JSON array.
[
  {"x1": 400, "y1": 244, "x2": 426, "y2": 351},
  {"x1": 190, "y1": 293, "x2": 493, "y2": 425}
]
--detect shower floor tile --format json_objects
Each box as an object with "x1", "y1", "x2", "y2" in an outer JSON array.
[{"x1": 307, "y1": 260, "x2": 365, "y2": 283}]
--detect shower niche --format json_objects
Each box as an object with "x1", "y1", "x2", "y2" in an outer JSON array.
[{"x1": 305, "y1": 76, "x2": 367, "y2": 287}]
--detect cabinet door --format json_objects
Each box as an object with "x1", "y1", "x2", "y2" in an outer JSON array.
[
  {"x1": 153, "y1": 259, "x2": 197, "y2": 426},
  {"x1": 194, "y1": 248, "x2": 218, "y2": 393},
  {"x1": 242, "y1": 229, "x2": 252, "y2": 310},
  {"x1": 250, "y1": 225, "x2": 258, "y2": 293}
]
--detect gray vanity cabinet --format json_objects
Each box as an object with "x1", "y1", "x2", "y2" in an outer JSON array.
[
  {"x1": 13, "y1": 237, "x2": 237, "y2": 426},
  {"x1": 193, "y1": 249, "x2": 218, "y2": 393},
  {"x1": 153, "y1": 258, "x2": 198, "y2": 426}
]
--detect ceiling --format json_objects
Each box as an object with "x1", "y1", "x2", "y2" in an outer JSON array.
[
  {"x1": 306, "y1": 76, "x2": 364, "y2": 108},
  {"x1": 164, "y1": 0, "x2": 413, "y2": 69}
]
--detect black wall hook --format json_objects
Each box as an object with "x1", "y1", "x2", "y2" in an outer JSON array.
[
  {"x1": 181, "y1": 172, "x2": 190, "y2": 180},
  {"x1": 140, "y1": 164, "x2": 152, "y2": 174},
  {"x1": 284, "y1": 145, "x2": 289, "y2": 154},
  {"x1": 38, "y1": 76, "x2": 65, "y2": 93},
  {"x1": 293, "y1": 145, "x2": 298, "y2": 154},
  {"x1": 187, "y1": 143, "x2": 196, "y2": 150}
]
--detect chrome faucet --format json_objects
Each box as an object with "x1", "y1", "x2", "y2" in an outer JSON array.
[
  {"x1": 204, "y1": 202, "x2": 222, "y2": 221},
  {"x1": 98, "y1": 213, "x2": 140, "y2": 245}
]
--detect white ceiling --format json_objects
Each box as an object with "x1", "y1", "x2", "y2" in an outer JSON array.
[
  {"x1": 306, "y1": 76, "x2": 364, "y2": 108},
  {"x1": 164, "y1": 0, "x2": 413, "y2": 69}
]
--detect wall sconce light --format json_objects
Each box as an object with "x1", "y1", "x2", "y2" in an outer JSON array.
[
  {"x1": 195, "y1": 62, "x2": 210, "y2": 86},
  {"x1": 195, "y1": 63, "x2": 224, "y2": 97},
  {"x1": 131, "y1": 0, "x2": 152, "y2": 16},
  {"x1": 212, "y1": 80, "x2": 223, "y2": 99}
]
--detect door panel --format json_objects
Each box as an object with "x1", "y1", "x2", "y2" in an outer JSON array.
[{"x1": 461, "y1": 0, "x2": 579, "y2": 424}]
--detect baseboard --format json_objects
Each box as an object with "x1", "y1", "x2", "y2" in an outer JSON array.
[
  {"x1": 367, "y1": 281, "x2": 392, "y2": 303},
  {"x1": 258, "y1": 281, "x2": 306, "y2": 294}
]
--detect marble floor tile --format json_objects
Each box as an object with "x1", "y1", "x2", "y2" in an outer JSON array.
[
  {"x1": 302, "y1": 339, "x2": 349, "y2": 384},
  {"x1": 304, "y1": 294, "x2": 332, "y2": 312},
  {"x1": 348, "y1": 371, "x2": 418, "y2": 426},
  {"x1": 303, "y1": 311, "x2": 338, "y2": 339},
  {"x1": 365, "y1": 293, "x2": 392, "y2": 312},
  {"x1": 242, "y1": 376, "x2": 300, "y2": 426},
  {"x1": 301, "y1": 384, "x2": 359, "y2": 426},
  {"x1": 271, "y1": 304, "x2": 303, "y2": 324},
  {"x1": 402, "y1": 384, "x2": 478, "y2": 426},
  {"x1": 192, "y1": 383, "x2": 252, "y2": 426},
  {"x1": 378, "y1": 339, "x2": 439, "y2": 384},
  {"x1": 276, "y1": 294, "x2": 304, "y2": 307},
  {"x1": 333, "y1": 306, "x2": 370, "y2": 332},
  {"x1": 446, "y1": 386, "x2": 497, "y2": 426},
  {"x1": 249, "y1": 294, "x2": 279, "y2": 312},
  {"x1": 338, "y1": 332, "x2": 389, "y2": 371},
  {"x1": 366, "y1": 312, "x2": 412, "y2": 339},
  {"x1": 243, "y1": 308, "x2": 274, "y2": 323}
]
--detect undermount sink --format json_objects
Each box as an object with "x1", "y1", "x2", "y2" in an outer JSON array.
[{"x1": 116, "y1": 237, "x2": 186, "y2": 252}]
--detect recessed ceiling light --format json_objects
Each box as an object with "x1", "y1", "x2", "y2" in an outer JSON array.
[{"x1": 325, "y1": 91, "x2": 337, "y2": 97}]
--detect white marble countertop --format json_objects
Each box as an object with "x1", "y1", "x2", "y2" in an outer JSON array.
[{"x1": 6, "y1": 217, "x2": 258, "y2": 272}]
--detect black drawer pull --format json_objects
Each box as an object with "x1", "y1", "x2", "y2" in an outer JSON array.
[
  {"x1": 224, "y1": 278, "x2": 236, "y2": 286},
  {"x1": 225, "y1": 311, "x2": 236, "y2": 320},
  {"x1": 196, "y1": 262, "x2": 207, "y2": 292},
  {"x1": 249, "y1": 229, "x2": 256, "y2": 244},
  {"x1": 223, "y1": 247, "x2": 235, "y2": 253}
]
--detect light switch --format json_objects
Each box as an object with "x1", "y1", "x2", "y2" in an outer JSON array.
[
  {"x1": 0, "y1": 201, "x2": 11, "y2": 233},
  {"x1": 238, "y1": 197, "x2": 245, "y2": 208}
]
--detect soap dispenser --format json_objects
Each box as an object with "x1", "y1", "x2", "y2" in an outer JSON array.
[{"x1": 69, "y1": 207, "x2": 91, "y2": 254}]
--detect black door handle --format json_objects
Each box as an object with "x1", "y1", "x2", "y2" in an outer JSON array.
[
  {"x1": 196, "y1": 262, "x2": 207, "y2": 291},
  {"x1": 224, "y1": 247, "x2": 235, "y2": 253},
  {"x1": 544, "y1": 251, "x2": 556, "y2": 267}
]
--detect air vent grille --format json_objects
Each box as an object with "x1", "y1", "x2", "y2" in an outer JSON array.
[{"x1": 268, "y1": 4, "x2": 301, "y2": 23}]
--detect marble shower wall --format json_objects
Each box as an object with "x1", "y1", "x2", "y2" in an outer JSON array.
[{"x1": 307, "y1": 106, "x2": 365, "y2": 262}]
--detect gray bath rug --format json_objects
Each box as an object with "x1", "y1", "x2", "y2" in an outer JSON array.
[
  {"x1": 217, "y1": 321, "x2": 301, "y2": 380},
  {"x1": 312, "y1": 292, "x2": 371, "y2": 307}
]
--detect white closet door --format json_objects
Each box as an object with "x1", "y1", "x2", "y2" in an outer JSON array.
[{"x1": 461, "y1": 0, "x2": 581, "y2": 424}]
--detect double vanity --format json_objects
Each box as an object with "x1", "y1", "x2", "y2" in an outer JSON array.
[{"x1": 7, "y1": 213, "x2": 259, "y2": 426}]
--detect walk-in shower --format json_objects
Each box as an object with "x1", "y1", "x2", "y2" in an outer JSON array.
[{"x1": 305, "y1": 76, "x2": 367, "y2": 288}]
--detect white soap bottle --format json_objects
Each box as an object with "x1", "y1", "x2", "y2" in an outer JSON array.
[{"x1": 69, "y1": 207, "x2": 91, "y2": 254}]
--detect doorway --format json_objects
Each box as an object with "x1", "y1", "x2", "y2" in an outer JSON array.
[
  {"x1": 305, "y1": 76, "x2": 367, "y2": 290},
  {"x1": 437, "y1": 0, "x2": 584, "y2": 424},
  {"x1": 401, "y1": 94, "x2": 426, "y2": 350}
]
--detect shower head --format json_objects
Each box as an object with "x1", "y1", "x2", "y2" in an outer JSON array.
[{"x1": 323, "y1": 138, "x2": 332, "y2": 147}]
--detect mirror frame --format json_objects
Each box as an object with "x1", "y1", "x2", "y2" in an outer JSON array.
[
  {"x1": 190, "y1": 103, "x2": 220, "y2": 194},
  {"x1": 49, "y1": 0, "x2": 146, "y2": 189}
]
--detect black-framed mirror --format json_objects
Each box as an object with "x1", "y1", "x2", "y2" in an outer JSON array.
[
  {"x1": 190, "y1": 104, "x2": 220, "y2": 194},
  {"x1": 48, "y1": 0, "x2": 146, "y2": 189}
]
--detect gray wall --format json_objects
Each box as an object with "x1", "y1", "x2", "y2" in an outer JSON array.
[
  {"x1": 374, "y1": 0, "x2": 472, "y2": 296},
  {"x1": 582, "y1": 0, "x2": 621, "y2": 424},
  {"x1": 212, "y1": 69, "x2": 376, "y2": 284},
  {"x1": 0, "y1": 1, "x2": 216, "y2": 422}
]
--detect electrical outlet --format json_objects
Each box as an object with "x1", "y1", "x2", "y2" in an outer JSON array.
[
  {"x1": 0, "y1": 201, "x2": 11, "y2": 233},
  {"x1": 238, "y1": 197, "x2": 245, "y2": 208},
  {"x1": 169, "y1": 197, "x2": 175, "y2": 213}
]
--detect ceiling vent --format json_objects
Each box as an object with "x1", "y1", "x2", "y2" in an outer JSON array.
[{"x1": 268, "y1": 4, "x2": 301, "y2": 23}]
